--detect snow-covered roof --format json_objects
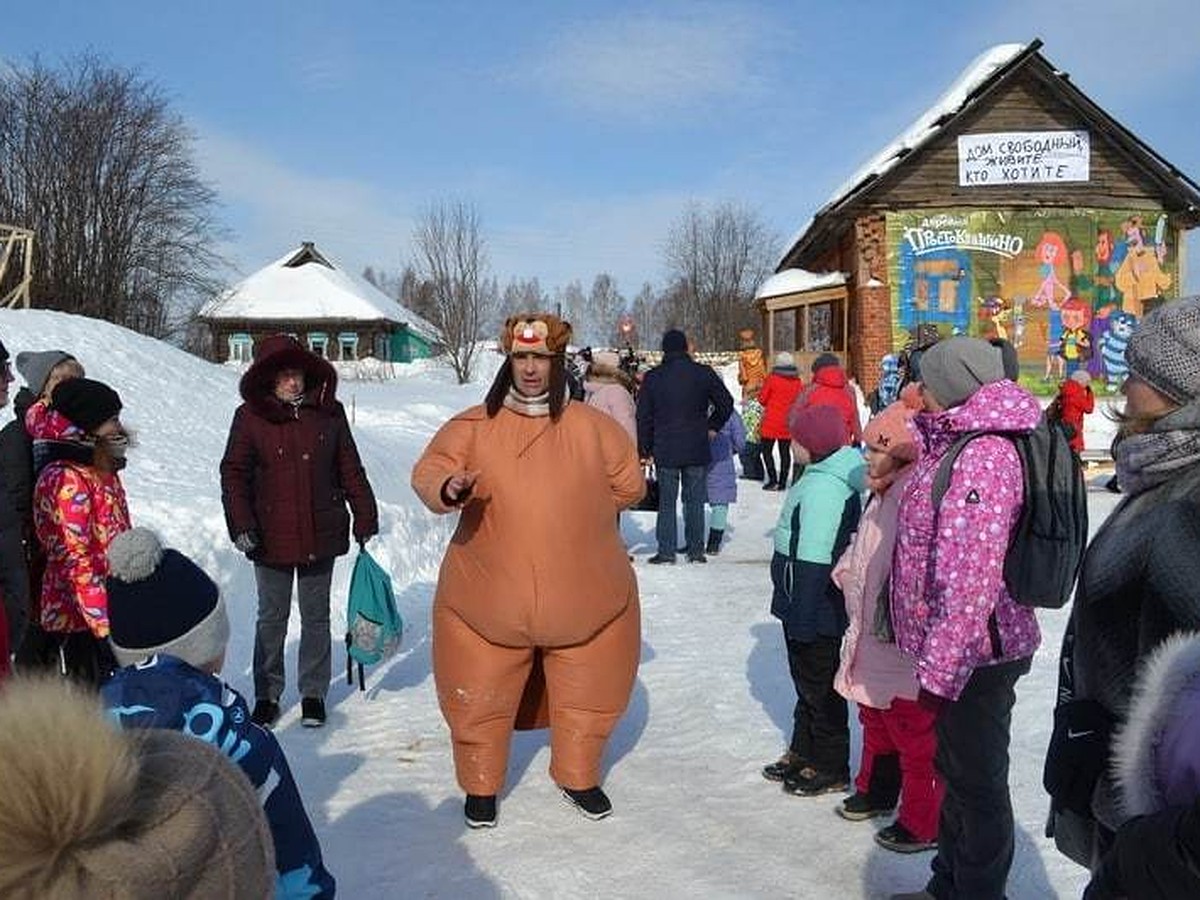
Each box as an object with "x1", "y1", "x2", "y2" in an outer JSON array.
[
  {"x1": 200, "y1": 243, "x2": 441, "y2": 343},
  {"x1": 778, "y1": 42, "x2": 1030, "y2": 266},
  {"x1": 755, "y1": 269, "x2": 847, "y2": 300}
]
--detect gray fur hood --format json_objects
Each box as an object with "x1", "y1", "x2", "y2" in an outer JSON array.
[{"x1": 1111, "y1": 631, "x2": 1200, "y2": 819}]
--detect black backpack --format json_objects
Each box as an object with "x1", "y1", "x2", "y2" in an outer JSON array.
[{"x1": 931, "y1": 413, "x2": 1087, "y2": 609}]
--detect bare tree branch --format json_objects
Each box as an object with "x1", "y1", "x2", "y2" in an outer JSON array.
[{"x1": 412, "y1": 200, "x2": 493, "y2": 384}]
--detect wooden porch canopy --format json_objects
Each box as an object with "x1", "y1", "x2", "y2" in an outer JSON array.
[{"x1": 754, "y1": 268, "x2": 850, "y2": 371}]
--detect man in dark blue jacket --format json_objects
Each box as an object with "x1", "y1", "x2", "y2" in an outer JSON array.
[
  {"x1": 636, "y1": 329, "x2": 734, "y2": 563},
  {"x1": 100, "y1": 528, "x2": 336, "y2": 900}
]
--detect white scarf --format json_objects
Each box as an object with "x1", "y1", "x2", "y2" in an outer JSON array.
[{"x1": 503, "y1": 386, "x2": 552, "y2": 417}]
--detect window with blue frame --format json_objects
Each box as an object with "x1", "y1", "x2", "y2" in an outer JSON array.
[
  {"x1": 373, "y1": 333, "x2": 390, "y2": 361},
  {"x1": 308, "y1": 332, "x2": 329, "y2": 358},
  {"x1": 338, "y1": 332, "x2": 359, "y2": 361},
  {"x1": 228, "y1": 333, "x2": 253, "y2": 363}
]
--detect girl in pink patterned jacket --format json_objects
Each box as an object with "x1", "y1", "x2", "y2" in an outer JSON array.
[
  {"x1": 889, "y1": 337, "x2": 1041, "y2": 900},
  {"x1": 30, "y1": 378, "x2": 130, "y2": 684}
]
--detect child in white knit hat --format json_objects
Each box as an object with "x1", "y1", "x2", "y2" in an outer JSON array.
[{"x1": 101, "y1": 527, "x2": 336, "y2": 900}]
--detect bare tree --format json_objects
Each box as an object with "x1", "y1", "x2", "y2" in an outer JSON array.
[
  {"x1": 412, "y1": 200, "x2": 492, "y2": 384},
  {"x1": 554, "y1": 279, "x2": 587, "y2": 335},
  {"x1": 663, "y1": 201, "x2": 776, "y2": 349},
  {"x1": 396, "y1": 264, "x2": 437, "y2": 323},
  {"x1": 362, "y1": 265, "x2": 401, "y2": 299},
  {"x1": 629, "y1": 282, "x2": 660, "y2": 349},
  {"x1": 0, "y1": 55, "x2": 223, "y2": 338},
  {"x1": 495, "y1": 276, "x2": 546, "y2": 333},
  {"x1": 586, "y1": 273, "x2": 625, "y2": 347}
]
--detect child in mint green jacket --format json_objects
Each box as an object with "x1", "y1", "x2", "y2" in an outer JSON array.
[{"x1": 760, "y1": 403, "x2": 863, "y2": 798}]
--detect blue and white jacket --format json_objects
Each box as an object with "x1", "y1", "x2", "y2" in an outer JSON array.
[{"x1": 102, "y1": 655, "x2": 336, "y2": 899}]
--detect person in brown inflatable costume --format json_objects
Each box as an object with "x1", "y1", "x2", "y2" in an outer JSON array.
[{"x1": 412, "y1": 312, "x2": 645, "y2": 829}]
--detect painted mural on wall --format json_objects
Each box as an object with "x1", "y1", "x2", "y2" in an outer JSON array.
[{"x1": 886, "y1": 209, "x2": 1178, "y2": 390}]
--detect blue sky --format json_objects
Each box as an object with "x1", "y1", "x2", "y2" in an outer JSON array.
[{"x1": 4, "y1": 0, "x2": 1199, "y2": 296}]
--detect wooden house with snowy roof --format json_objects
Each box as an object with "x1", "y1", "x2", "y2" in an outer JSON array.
[
  {"x1": 766, "y1": 38, "x2": 1200, "y2": 390},
  {"x1": 198, "y1": 242, "x2": 441, "y2": 365}
]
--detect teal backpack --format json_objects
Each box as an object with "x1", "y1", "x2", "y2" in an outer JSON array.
[{"x1": 344, "y1": 549, "x2": 403, "y2": 691}]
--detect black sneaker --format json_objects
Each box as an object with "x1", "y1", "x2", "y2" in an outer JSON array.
[
  {"x1": 646, "y1": 553, "x2": 676, "y2": 565},
  {"x1": 250, "y1": 699, "x2": 280, "y2": 729},
  {"x1": 761, "y1": 751, "x2": 806, "y2": 783},
  {"x1": 301, "y1": 697, "x2": 326, "y2": 728},
  {"x1": 837, "y1": 792, "x2": 896, "y2": 821},
  {"x1": 464, "y1": 794, "x2": 497, "y2": 829},
  {"x1": 687, "y1": 553, "x2": 707, "y2": 564},
  {"x1": 560, "y1": 785, "x2": 613, "y2": 820},
  {"x1": 875, "y1": 822, "x2": 937, "y2": 854},
  {"x1": 761, "y1": 481, "x2": 778, "y2": 491},
  {"x1": 782, "y1": 768, "x2": 850, "y2": 796}
]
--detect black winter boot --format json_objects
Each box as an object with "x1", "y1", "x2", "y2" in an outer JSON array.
[{"x1": 705, "y1": 528, "x2": 723, "y2": 555}]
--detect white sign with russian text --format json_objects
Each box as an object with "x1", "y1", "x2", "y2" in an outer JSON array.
[{"x1": 957, "y1": 130, "x2": 1090, "y2": 186}]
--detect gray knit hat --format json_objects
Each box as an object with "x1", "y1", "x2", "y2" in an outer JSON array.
[
  {"x1": 0, "y1": 677, "x2": 275, "y2": 899},
  {"x1": 919, "y1": 336, "x2": 1006, "y2": 408},
  {"x1": 1125, "y1": 296, "x2": 1200, "y2": 405},
  {"x1": 15, "y1": 349, "x2": 74, "y2": 396}
]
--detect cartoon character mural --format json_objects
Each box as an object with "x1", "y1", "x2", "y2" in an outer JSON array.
[
  {"x1": 1058, "y1": 297, "x2": 1092, "y2": 375},
  {"x1": 1098, "y1": 310, "x2": 1138, "y2": 393},
  {"x1": 1115, "y1": 215, "x2": 1172, "y2": 317},
  {"x1": 886, "y1": 209, "x2": 1177, "y2": 388},
  {"x1": 979, "y1": 296, "x2": 1013, "y2": 341}
]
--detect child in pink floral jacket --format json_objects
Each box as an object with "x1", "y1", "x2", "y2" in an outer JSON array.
[
  {"x1": 832, "y1": 397, "x2": 942, "y2": 853},
  {"x1": 30, "y1": 378, "x2": 130, "y2": 683}
]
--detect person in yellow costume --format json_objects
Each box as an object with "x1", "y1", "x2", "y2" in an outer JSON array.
[{"x1": 737, "y1": 328, "x2": 767, "y2": 400}]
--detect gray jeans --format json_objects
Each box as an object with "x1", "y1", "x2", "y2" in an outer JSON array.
[{"x1": 253, "y1": 559, "x2": 335, "y2": 702}]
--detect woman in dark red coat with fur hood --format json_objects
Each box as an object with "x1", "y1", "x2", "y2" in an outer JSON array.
[{"x1": 220, "y1": 335, "x2": 378, "y2": 728}]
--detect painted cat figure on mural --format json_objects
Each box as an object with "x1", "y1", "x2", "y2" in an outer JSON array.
[{"x1": 1098, "y1": 310, "x2": 1138, "y2": 393}]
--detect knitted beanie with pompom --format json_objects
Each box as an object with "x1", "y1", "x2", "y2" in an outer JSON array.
[{"x1": 106, "y1": 527, "x2": 228, "y2": 669}]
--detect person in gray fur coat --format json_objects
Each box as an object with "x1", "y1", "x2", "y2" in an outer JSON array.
[{"x1": 1045, "y1": 296, "x2": 1200, "y2": 887}]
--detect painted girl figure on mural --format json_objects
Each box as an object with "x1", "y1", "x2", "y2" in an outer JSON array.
[
  {"x1": 1114, "y1": 215, "x2": 1172, "y2": 318},
  {"x1": 1029, "y1": 231, "x2": 1071, "y2": 380},
  {"x1": 1030, "y1": 231, "x2": 1072, "y2": 308}
]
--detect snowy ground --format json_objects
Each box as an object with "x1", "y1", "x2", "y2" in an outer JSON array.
[{"x1": 0, "y1": 309, "x2": 1118, "y2": 899}]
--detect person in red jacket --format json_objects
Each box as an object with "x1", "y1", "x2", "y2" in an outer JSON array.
[
  {"x1": 220, "y1": 335, "x2": 378, "y2": 729},
  {"x1": 793, "y1": 353, "x2": 863, "y2": 446},
  {"x1": 757, "y1": 352, "x2": 803, "y2": 490},
  {"x1": 1057, "y1": 369, "x2": 1095, "y2": 456}
]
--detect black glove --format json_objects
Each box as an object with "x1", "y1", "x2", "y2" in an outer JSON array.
[{"x1": 234, "y1": 530, "x2": 260, "y2": 555}]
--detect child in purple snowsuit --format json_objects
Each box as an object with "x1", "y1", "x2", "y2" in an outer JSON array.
[{"x1": 705, "y1": 412, "x2": 745, "y2": 555}]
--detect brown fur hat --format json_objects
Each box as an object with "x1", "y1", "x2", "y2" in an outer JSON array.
[
  {"x1": 501, "y1": 313, "x2": 572, "y2": 356},
  {"x1": 0, "y1": 676, "x2": 274, "y2": 899}
]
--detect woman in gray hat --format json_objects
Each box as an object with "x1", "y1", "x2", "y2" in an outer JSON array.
[{"x1": 1045, "y1": 295, "x2": 1200, "y2": 896}]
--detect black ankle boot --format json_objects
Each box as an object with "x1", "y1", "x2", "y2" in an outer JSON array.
[{"x1": 706, "y1": 528, "x2": 723, "y2": 555}]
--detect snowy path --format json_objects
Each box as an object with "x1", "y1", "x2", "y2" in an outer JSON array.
[{"x1": 280, "y1": 460, "x2": 1111, "y2": 899}]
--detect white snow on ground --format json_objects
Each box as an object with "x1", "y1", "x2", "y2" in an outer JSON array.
[{"x1": 0, "y1": 308, "x2": 1115, "y2": 898}]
